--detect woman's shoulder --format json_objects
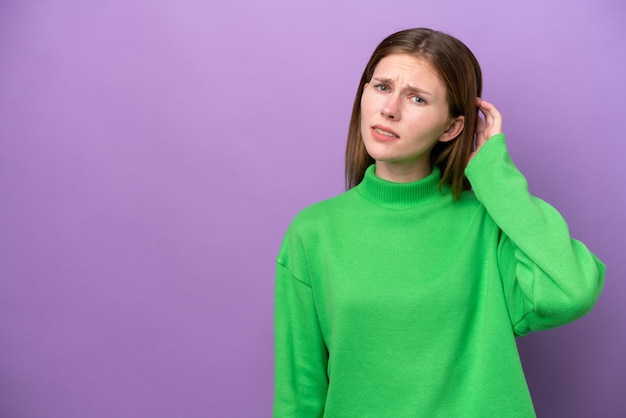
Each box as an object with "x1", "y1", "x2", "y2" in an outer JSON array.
[
  {"x1": 455, "y1": 188, "x2": 490, "y2": 218},
  {"x1": 290, "y1": 188, "x2": 358, "y2": 227},
  {"x1": 278, "y1": 189, "x2": 358, "y2": 259},
  {"x1": 459, "y1": 188, "x2": 481, "y2": 206}
]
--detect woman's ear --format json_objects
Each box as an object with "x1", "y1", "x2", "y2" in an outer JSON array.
[{"x1": 439, "y1": 116, "x2": 465, "y2": 143}]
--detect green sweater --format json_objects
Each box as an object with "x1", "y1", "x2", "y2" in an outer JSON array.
[{"x1": 273, "y1": 134, "x2": 605, "y2": 417}]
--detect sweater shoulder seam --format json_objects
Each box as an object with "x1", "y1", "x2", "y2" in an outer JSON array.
[{"x1": 276, "y1": 260, "x2": 312, "y2": 288}]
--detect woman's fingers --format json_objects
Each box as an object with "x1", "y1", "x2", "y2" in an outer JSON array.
[
  {"x1": 476, "y1": 98, "x2": 503, "y2": 139},
  {"x1": 468, "y1": 98, "x2": 503, "y2": 165}
]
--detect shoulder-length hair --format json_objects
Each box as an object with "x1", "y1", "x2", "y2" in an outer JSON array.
[{"x1": 345, "y1": 28, "x2": 483, "y2": 199}]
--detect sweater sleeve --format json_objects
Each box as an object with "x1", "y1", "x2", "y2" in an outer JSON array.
[
  {"x1": 273, "y1": 232, "x2": 328, "y2": 417},
  {"x1": 465, "y1": 134, "x2": 606, "y2": 336}
]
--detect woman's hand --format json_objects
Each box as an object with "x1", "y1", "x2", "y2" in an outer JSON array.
[{"x1": 468, "y1": 98, "x2": 503, "y2": 163}]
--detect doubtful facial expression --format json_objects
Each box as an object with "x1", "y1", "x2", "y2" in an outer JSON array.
[{"x1": 360, "y1": 53, "x2": 463, "y2": 180}]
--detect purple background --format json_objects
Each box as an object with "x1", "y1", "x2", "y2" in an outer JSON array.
[{"x1": 1, "y1": 0, "x2": 624, "y2": 416}]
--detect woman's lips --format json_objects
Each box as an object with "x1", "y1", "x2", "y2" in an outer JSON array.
[{"x1": 371, "y1": 125, "x2": 399, "y2": 142}]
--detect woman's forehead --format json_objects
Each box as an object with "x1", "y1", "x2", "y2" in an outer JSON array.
[{"x1": 372, "y1": 54, "x2": 444, "y2": 89}]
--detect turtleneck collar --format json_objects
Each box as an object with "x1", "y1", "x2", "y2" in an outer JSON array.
[{"x1": 355, "y1": 164, "x2": 448, "y2": 209}]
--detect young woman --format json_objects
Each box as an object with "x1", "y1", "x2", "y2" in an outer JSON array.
[{"x1": 273, "y1": 28, "x2": 605, "y2": 417}]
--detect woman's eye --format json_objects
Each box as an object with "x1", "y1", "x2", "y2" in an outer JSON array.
[
  {"x1": 411, "y1": 96, "x2": 425, "y2": 104},
  {"x1": 375, "y1": 84, "x2": 389, "y2": 92}
]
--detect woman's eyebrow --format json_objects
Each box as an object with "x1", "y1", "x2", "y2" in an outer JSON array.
[
  {"x1": 406, "y1": 84, "x2": 432, "y2": 96},
  {"x1": 373, "y1": 77, "x2": 393, "y2": 84}
]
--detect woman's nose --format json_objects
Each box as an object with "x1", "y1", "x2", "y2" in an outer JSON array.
[{"x1": 381, "y1": 95, "x2": 400, "y2": 120}]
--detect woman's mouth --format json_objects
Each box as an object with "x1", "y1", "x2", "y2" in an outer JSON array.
[{"x1": 371, "y1": 126, "x2": 399, "y2": 141}]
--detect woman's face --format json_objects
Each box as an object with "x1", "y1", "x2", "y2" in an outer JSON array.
[{"x1": 360, "y1": 53, "x2": 463, "y2": 182}]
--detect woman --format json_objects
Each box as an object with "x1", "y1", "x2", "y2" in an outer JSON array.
[{"x1": 273, "y1": 28, "x2": 605, "y2": 417}]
